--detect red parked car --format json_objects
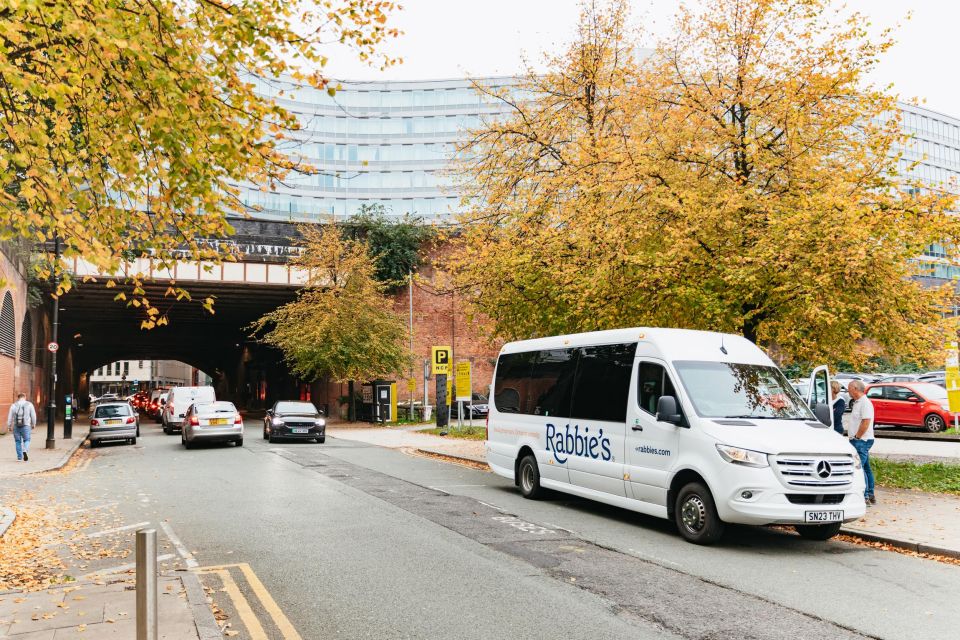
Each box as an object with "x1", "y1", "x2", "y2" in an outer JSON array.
[{"x1": 864, "y1": 382, "x2": 958, "y2": 433}]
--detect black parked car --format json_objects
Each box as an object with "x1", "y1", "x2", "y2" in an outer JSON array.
[{"x1": 263, "y1": 401, "x2": 326, "y2": 443}]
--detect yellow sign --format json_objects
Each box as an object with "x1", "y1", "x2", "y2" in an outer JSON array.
[
  {"x1": 455, "y1": 361, "x2": 472, "y2": 401},
  {"x1": 431, "y1": 346, "x2": 451, "y2": 375},
  {"x1": 446, "y1": 378, "x2": 453, "y2": 406},
  {"x1": 407, "y1": 378, "x2": 416, "y2": 393},
  {"x1": 946, "y1": 341, "x2": 960, "y2": 413}
]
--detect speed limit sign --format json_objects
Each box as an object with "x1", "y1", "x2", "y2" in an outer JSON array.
[{"x1": 47, "y1": 342, "x2": 59, "y2": 353}]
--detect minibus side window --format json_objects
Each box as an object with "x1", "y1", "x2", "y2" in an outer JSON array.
[
  {"x1": 637, "y1": 363, "x2": 679, "y2": 417},
  {"x1": 530, "y1": 349, "x2": 577, "y2": 417},
  {"x1": 569, "y1": 343, "x2": 637, "y2": 422},
  {"x1": 494, "y1": 352, "x2": 537, "y2": 413}
]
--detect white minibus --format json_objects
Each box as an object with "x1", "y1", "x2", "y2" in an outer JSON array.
[{"x1": 485, "y1": 328, "x2": 865, "y2": 544}]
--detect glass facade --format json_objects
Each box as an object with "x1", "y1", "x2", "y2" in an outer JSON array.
[
  {"x1": 240, "y1": 77, "x2": 960, "y2": 283},
  {"x1": 233, "y1": 76, "x2": 516, "y2": 223},
  {"x1": 895, "y1": 104, "x2": 960, "y2": 281}
]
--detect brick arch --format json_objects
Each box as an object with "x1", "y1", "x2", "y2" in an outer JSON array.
[
  {"x1": 0, "y1": 291, "x2": 14, "y2": 358},
  {"x1": 19, "y1": 310, "x2": 33, "y2": 363}
]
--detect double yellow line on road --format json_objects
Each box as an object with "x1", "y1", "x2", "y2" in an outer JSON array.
[{"x1": 195, "y1": 562, "x2": 302, "y2": 640}]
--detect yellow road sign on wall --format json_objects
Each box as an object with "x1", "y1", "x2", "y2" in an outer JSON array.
[
  {"x1": 455, "y1": 361, "x2": 472, "y2": 402},
  {"x1": 431, "y1": 346, "x2": 451, "y2": 375},
  {"x1": 407, "y1": 378, "x2": 416, "y2": 393}
]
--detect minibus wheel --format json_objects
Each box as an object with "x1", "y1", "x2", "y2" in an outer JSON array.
[
  {"x1": 518, "y1": 454, "x2": 544, "y2": 499},
  {"x1": 794, "y1": 522, "x2": 842, "y2": 541},
  {"x1": 675, "y1": 482, "x2": 725, "y2": 544}
]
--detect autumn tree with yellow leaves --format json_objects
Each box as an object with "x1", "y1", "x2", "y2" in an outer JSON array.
[
  {"x1": 451, "y1": 0, "x2": 960, "y2": 366},
  {"x1": 251, "y1": 222, "x2": 409, "y2": 419},
  {"x1": 0, "y1": 0, "x2": 399, "y2": 324}
]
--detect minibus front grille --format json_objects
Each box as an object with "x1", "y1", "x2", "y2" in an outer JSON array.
[
  {"x1": 772, "y1": 456, "x2": 855, "y2": 488},
  {"x1": 785, "y1": 493, "x2": 846, "y2": 505}
]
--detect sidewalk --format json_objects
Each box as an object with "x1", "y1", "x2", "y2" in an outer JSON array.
[
  {"x1": 841, "y1": 487, "x2": 960, "y2": 558},
  {"x1": 330, "y1": 425, "x2": 960, "y2": 557},
  {"x1": 328, "y1": 424, "x2": 486, "y2": 462},
  {"x1": 0, "y1": 573, "x2": 217, "y2": 639},
  {"x1": 0, "y1": 423, "x2": 89, "y2": 479}
]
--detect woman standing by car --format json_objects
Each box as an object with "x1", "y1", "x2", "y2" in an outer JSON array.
[{"x1": 831, "y1": 380, "x2": 846, "y2": 435}]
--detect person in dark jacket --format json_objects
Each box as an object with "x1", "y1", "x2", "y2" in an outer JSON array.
[{"x1": 830, "y1": 381, "x2": 846, "y2": 435}]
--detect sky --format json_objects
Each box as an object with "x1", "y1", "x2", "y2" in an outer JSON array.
[{"x1": 323, "y1": 0, "x2": 958, "y2": 117}]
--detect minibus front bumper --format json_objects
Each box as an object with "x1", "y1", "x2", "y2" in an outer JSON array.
[{"x1": 712, "y1": 463, "x2": 866, "y2": 526}]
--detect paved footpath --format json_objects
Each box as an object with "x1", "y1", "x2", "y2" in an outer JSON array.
[
  {"x1": 330, "y1": 425, "x2": 960, "y2": 558},
  {"x1": 0, "y1": 432, "x2": 221, "y2": 639},
  {"x1": 0, "y1": 423, "x2": 90, "y2": 479}
]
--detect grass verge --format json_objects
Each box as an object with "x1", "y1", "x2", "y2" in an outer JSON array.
[
  {"x1": 872, "y1": 458, "x2": 960, "y2": 495},
  {"x1": 420, "y1": 426, "x2": 486, "y2": 441}
]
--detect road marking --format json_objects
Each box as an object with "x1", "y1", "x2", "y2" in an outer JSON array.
[
  {"x1": 428, "y1": 484, "x2": 489, "y2": 488},
  {"x1": 62, "y1": 501, "x2": 118, "y2": 515},
  {"x1": 196, "y1": 563, "x2": 303, "y2": 640},
  {"x1": 213, "y1": 569, "x2": 269, "y2": 640},
  {"x1": 80, "y1": 554, "x2": 175, "y2": 579},
  {"x1": 86, "y1": 521, "x2": 151, "y2": 538},
  {"x1": 477, "y1": 500, "x2": 506, "y2": 512},
  {"x1": 159, "y1": 520, "x2": 199, "y2": 568},
  {"x1": 491, "y1": 515, "x2": 556, "y2": 535}
]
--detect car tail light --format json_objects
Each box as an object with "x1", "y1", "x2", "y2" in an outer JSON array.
[
  {"x1": 189, "y1": 416, "x2": 199, "y2": 426},
  {"x1": 234, "y1": 415, "x2": 243, "y2": 425},
  {"x1": 125, "y1": 417, "x2": 136, "y2": 424},
  {"x1": 91, "y1": 419, "x2": 99, "y2": 426}
]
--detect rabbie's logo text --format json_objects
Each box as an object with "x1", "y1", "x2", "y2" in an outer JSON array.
[{"x1": 545, "y1": 423, "x2": 611, "y2": 464}]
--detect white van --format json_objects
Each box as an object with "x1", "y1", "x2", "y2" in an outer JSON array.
[
  {"x1": 485, "y1": 328, "x2": 865, "y2": 544},
  {"x1": 163, "y1": 386, "x2": 216, "y2": 434}
]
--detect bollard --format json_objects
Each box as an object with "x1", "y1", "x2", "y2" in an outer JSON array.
[{"x1": 136, "y1": 528, "x2": 158, "y2": 640}]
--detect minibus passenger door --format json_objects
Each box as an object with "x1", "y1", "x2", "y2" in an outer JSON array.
[
  {"x1": 625, "y1": 359, "x2": 682, "y2": 507},
  {"x1": 806, "y1": 366, "x2": 833, "y2": 428}
]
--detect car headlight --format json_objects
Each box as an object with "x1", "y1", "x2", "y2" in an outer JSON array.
[
  {"x1": 314, "y1": 418, "x2": 326, "y2": 427},
  {"x1": 272, "y1": 418, "x2": 285, "y2": 426},
  {"x1": 716, "y1": 444, "x2": 769, "y2": 468}
]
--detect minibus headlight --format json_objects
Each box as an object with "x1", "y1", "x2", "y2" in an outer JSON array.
[{"x1": 716, "y1": 444, "x2": 769, "y2": 468}]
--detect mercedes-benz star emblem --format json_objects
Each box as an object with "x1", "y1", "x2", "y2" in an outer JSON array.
[{"x1": 816, "y1": 460, "x2": 832, "y2": 478}]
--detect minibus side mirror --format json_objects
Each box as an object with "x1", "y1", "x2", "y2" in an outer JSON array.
[{"x1": 656, "y1": 396, "x2": 684, "y2": 426}]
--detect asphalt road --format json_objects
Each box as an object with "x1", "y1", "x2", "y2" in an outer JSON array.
[{"x1": 6, "y1": 420, "x2": 959, "y2": 640}]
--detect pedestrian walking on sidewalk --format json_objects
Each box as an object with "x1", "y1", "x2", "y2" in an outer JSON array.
[
  {"x1": 7, "y1": 393, "x2": 37, "y2": 462},
  {"x1": 831, "y1": 381, "x2": 846, "y2": 436},
  {"x1": 846, "y1": 380, "x2": 876, "y2": 505}
]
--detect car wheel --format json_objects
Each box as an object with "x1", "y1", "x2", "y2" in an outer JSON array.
[
  {"x1": 183, "y1": 438, "x2": 193, "y2": 449},
  {"x1": 268, "y1": 434, "x2": 277, "y2": 443},
  {"x1": 674, "y1": 481, "x2": 725, "y2": 545},
  {"x1": 318, "y1": 437, "x2": 326, "y2": 444},
  {"x1": 517, "y1": 454, "x2": 545, "y2": 499},
  {"x1": 130, "y1": 438, "x2": 137, "y2": 445},
  {"x1": 924, "y1": 413, "x2": 946, "y2": 433},
  {"x1": 235, "y1": 438, "x2": 243, "y2": 447},
  {"x1": 263, "y1": 427, "x2": 268, "y2": 440},
  {"x1": 794, "y1": 522, "x2": 842, "y2": 541},
  {"x1": 136, "y1": 428, "x2": 140, "y2": 437},
  {"x1": 89, "y1": 439, "x2": 97, "y2": 448}
]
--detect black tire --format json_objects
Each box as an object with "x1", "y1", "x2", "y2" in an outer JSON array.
[
  {"x1": 268, "y1": 434, "x2": 277, "y2": 444},
  {"x1": 183, "y1": 439, "x2": 193, "y2": 450},
  {"x1": 924, "y1": 413, "x2": 946, "y2": 433},
  {"x1": 89, "y1": 439, "x2": 97, "y2": 448},
  {"x1": 262, "y1": 427, "x2": 268, "y2": 440},
  {"x1": 517, "y1": 454, "x2": 545, "y2": 499},
  {"x1": 162, "y1": 421, "x2": 170, "y2": 435},
  {"x1": 674, "y1": 481, "x2": 725, "y2": 544},
  {"x1": 794, "y1": 522, "x2": 843, "y2": 541},
  {"x1": 318, "y1": 437, "x2": 326, "y2": 444},
  {"x1": 130, "y1": 438, "x2": 137, "y2": 445},
  {"x1": 235, "y1": 438, "x2": 243, "y2": 447}
]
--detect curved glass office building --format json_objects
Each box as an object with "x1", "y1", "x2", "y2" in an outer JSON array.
[{"x1": 233, "y1": 76, "x2": 516, "y2": 223}]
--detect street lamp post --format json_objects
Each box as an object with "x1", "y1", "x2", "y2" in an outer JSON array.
[{"x1": 46, "y1": 234, "x2": 60, "y2": 450}]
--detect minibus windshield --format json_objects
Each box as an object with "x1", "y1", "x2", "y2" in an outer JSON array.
[{"x1": 673, "y1": 361, "x2": 816, "y2": 420}]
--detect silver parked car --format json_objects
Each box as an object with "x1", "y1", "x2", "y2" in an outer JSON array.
[
  {"x1": 181, "y1": 401, "x2": 243, "y2": 449},
  {"x1": 89, "y1": 402, "x2": 139, "y2": 447}
]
